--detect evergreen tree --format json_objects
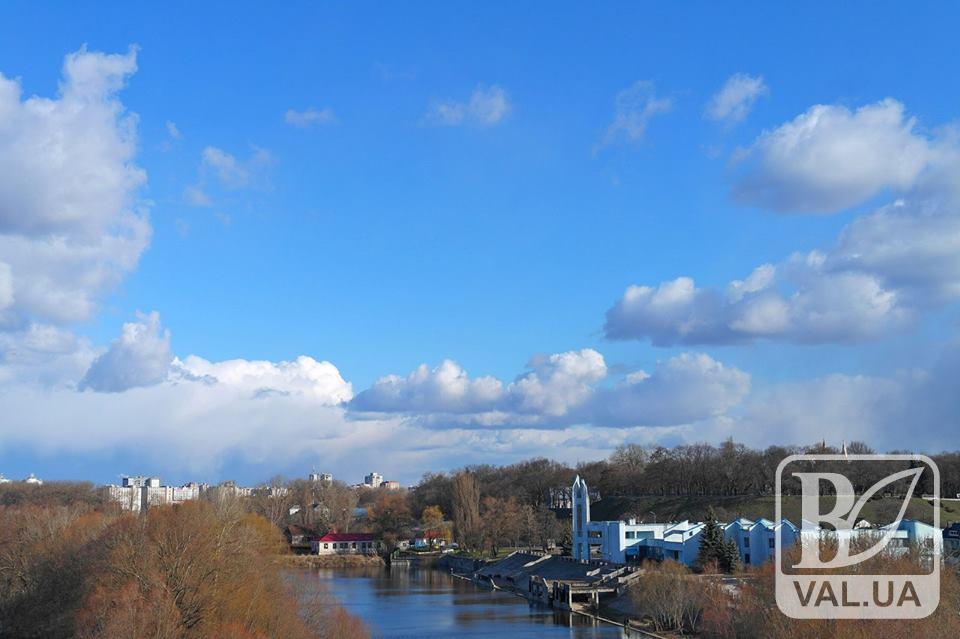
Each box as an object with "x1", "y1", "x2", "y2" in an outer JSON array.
[
  {"x1": 719, "y1": 539, "x2": 741, "y2": 573},
  {"x1": 696, "y1": 506, "x2": 725, "y2": 572}
]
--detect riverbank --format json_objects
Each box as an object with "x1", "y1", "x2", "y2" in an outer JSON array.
[{"x1": 275, "y1": 553, "x2": 384, "y2": 569}]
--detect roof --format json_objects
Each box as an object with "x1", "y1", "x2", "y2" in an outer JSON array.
[{"x1": 317, "y1": 532, "x2": 378, "y2": 542}]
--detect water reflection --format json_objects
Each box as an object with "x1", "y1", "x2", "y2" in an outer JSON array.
[{"x1": 288, "y1": 565, "x2": 639, "y2": 638}]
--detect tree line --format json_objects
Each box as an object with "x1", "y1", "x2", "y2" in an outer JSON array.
[{"x1": 0, "y1": 487, "x2": 368, "y2": 639}]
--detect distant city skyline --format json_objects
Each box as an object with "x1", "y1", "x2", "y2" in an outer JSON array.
[{"x1": 1, "y1": 3, "x2": 959, "y2": 485}]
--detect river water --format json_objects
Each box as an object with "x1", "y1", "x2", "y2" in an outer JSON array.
[{"x1": 289, "y1": 566, "x2": 637, "y2": 638}]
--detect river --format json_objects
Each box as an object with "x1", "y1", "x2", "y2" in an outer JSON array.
[{"x1": 288, "y1": 566, "x2": 638, "y2": 638}]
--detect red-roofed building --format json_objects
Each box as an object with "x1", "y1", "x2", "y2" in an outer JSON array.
[{"x1": 312, "y1": 532, "x2": 382, "y2": 555}]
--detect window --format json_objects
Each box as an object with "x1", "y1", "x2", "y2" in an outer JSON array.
[
  {"x1": 768, "y1": 537, "x2": 775, "y2": 549},
  {"x1": 352, "y1": 542, "x2": 357, "y2": 549},
  {"x1": 745, "y1": 553, "x2": 751, "y2": 564},
  {"x1": 323, "y1": 543, "x2": 328, "y2": 549},
  {"x1": 743, "y1": 537, "x2": 750, "y2": 548},
  {"x1": 625, "y1": 531, "x2": 635, "y2": 539},
  {"x1": 588, "y1": 530, "x2": 602, "y2": 538},
  {"x1": 340, "y1": 542, "x2": 347, "y2": 549}
]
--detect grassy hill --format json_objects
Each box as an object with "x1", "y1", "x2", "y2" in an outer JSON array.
[{"x1": 590, "y1": 495, "x2": 960, "y2": 527}]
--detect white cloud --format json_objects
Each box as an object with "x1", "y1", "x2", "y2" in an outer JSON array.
[
  {"x1": 0, "y1": 323, "x2": 97, "y2": 388},
  {"x1": 165, "y1": 120, "x2": 181, "y2": 140},
  {"x1": 351, "y1": 359, "x2": 502, "y2": 414},
  {"x1": 508, "y1": 349, "x2": 608, "y2": 417},
  {"x1": 0, "y1": 47, "x2": 150, "y2": 328},
  {"x1": 592, "y1": 353, "x2": 750, "y2": 427},
  {"x1": 606, "y1": 96, "x2": 960, "y2": 346},
  {"x1": 351, "y1": 349, "x2": 606, "y2": 425},
  {"x1": 599, "y1": 81, "x2": 672, "y2": 148},
  {"x1": 732, "y1": 99, "x2": 933, "y2": 213},
  {"x1": 186, "y1": 145, "x2": 273, "y2": 209},
  {"x1": 705, "y1": 73, "x2": 768, "y2": 125},
  {"x1": 733, "y1": 340, "x2": 960, "y2": 453},
  {"x1": 349, "y1": 348, "x2": 751, "y2": 432},
  {"x1": 174, "y1": 353, "x2": 352, "y2": 404},
  {"x1": 605, "y1": 259, "x2": 909, "y2": 346},
  {"x1": 0, "y1": 262, "x2": 12, "y2": 312},
  {"x1": 201, "y1": 146, "x2": 249, "y2": 187},
  {"x1": 80, "y1": 311, "x2": 172, "y2": 392},
  {"x1": 284, "y1": 107, "x2": 337, "y2": 127},
  {"x1": 828, "y1": 199, "x2": 960, "y2": 305},
  {"x1": 424, "y1": 85, "x2": 511, "y2": 127}
]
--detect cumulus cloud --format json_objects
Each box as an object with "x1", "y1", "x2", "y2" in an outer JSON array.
[
  {"x1": 351, "y1": 349, "x2": 606, "y2": 425},
  {"x1": 592, "y1": 353, "x2": 750, "y2": 426},
  {"x1": 173, "y1": 354, "x2": 352, "y2": 404},
  {"x1": 350, "y1": 349, "x2": 751, "y2": 431},
  {"x1": 732, "y1": 99, "x2": 934, "y2": 213},
  {"x1": 599, "y1": 80, "x2": 672, "y2": 148},
  {"x1": 284, "y1": 107, "x2": 337, "y2": 127},
  {"x1": 80, "y1": 311, "x2": 172, "y2": 392},
  {"x1": 0, "y1": 46, "x2": 150, "y2": 327},
  {"x1": 705, "y1": 73, "x2": 768, "y2": 125},
  {"x1": 605, "y1": 256, "x2": 910, "y2": 346},
  {"x1": 424, "y1": 85, "x2": 511, "y2": 127},
  {"x1": 734, "y1": 340, "x2": 960, "y2": 452},
  {"x1": 509, "y1": 349, "x2": 608, "y2": 417},
  {"x1": 828, "y1": 199, "x2": 960, "y2": 305},
  {"x1": 351, "y1": 359, "x2": 502, "y2": 414},
  {"x1": 0, "y1": 323, "x2": 97, "y2": 388}
]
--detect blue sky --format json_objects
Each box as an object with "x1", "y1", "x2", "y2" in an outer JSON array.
[{"x1": 1, "y1": 2, "x2": 958, "y2": 486}]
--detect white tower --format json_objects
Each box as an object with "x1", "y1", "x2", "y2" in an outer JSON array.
[{"x1": 572, "y1": 475, "x2": 591, "y2": 561}]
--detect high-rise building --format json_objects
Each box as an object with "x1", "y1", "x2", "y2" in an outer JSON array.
[{"x1": 364, "y1": 472, "x2": 383, "y2": 488}]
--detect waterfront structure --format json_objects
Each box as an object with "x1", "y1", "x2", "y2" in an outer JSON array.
[
  {"x1": 312, "y1": 532, "x2": 381, "y2": 555},
  {"x1": 363, "y1": 472, "x2": 383, "y2": 488},
  {"x1": 571, "y1": 476, "x2": 799, "y2": 567},
  {"x1": 570, "y1": 476, "x2": 942, "y2": 569},
  {"x1": 475, "y1": 551, "x2": 635, "y2": 611}
]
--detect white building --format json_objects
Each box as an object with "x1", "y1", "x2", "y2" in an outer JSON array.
[
  {"x1": 0, "y1": 473, "x2": 10, "y2": 484},
  {"x1": 24, "y1": 473, "x2": 43, "y2": 485},
  {"x1": 105, "y1": 476, "x2": 205, "y2": 511},
  {"x1": 312, "y1": 532, "x2": 381, "y2": 555},
  {"x1": 571, "y1": 476, "x2": 800, "y2": 567},
  {"x1": 724, "y1": 517, "x2": 800, "y2": 567},
  {"x1": 309, "y1": 472, "x2": 334, "y2": 484},
  {"x1": 364, "y1": 472, "x2": 383, "y2": 488}
]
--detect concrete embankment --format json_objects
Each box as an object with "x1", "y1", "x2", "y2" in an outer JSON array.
[
  {"x1": 275, "y1": 554, "x2": 385, "y2": 569},
  {"x1": 435, "y1": 554, "x2": 492, "y2": 574}
]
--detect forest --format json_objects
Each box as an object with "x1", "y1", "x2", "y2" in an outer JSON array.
[{"x1": 0, "y1": 486, "x2": 367, "y2": 639}]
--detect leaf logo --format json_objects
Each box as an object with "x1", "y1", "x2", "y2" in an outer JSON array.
[{"x1": 794, "y1": 467, "x2": 923, "y2": 569}]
